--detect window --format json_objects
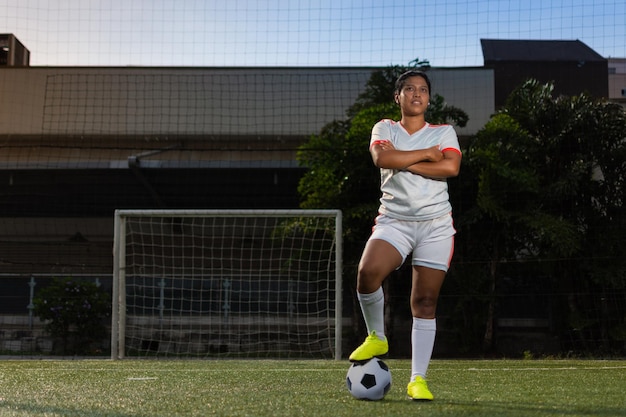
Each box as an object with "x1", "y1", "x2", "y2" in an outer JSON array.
[{"x1": 0, "y1": 46, "x2": 9, "y2": 66}]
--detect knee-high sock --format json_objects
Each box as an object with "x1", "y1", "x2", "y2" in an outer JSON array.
[
  {"x1": 357, "y1": 287, "x2": 385, "y2": 339},
  {"x1": 411, "y1": 317, "x2": 436, "y2": 380}
]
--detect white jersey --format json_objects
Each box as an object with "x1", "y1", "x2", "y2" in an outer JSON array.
[{"x1": 370, "y1": 119, "x2": 461, "y2": 221}]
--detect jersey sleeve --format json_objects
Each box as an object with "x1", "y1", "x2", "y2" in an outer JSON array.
[
  {"x1": 440, "y1": 125, "x2": 462, "y2": 155},
  {"x1": 370, "y1": 119, "x2": 392, "y2": 149}
]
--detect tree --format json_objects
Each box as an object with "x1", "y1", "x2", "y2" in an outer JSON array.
[
  {"x1": 33, "y1": 277, "x2": 110, "y2": 355},
  {"x1": 462, "y1": 79, "x2": 626, "y2": 354}
]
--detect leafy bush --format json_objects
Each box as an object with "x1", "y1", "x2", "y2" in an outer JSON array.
[{"x1": 33, "y1": 277, "x2": 110, "y2": 354}]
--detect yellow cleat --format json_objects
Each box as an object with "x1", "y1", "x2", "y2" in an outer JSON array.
[
  {"x1": 348, "y1": 331, "x2": 388, "y2": 362},
  {"x1": 407, "y1": 376, "x2": 434, "y2": 401}
]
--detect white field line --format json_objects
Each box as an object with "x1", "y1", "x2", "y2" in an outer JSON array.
[
  {"x1": 8, "y1": 361, "x2": 626, "y2": 374},
  {"x1": 465, "y1": 365, "x2": 626, "y2": 371}
]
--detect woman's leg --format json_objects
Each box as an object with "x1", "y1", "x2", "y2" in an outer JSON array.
[
  {"x1": 408, "y1": 266, "x2": 446, "y2": 399},
  {"x1": 349, "y1": 238, "x2": 403, "y2": 361},
  {"x1": 410, "y1": 265, "x2": 446, "y2": 319}
]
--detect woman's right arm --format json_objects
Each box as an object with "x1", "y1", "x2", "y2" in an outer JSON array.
[{"x1": 370, "y1": 142, "x2": 443, "y2": 169}]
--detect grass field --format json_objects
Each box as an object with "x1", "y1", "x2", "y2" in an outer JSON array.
[{"x1": 0, "y1": 359, "x2": 625, "y2": 416}]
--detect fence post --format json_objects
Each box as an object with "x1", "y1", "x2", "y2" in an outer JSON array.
[{"x1": 27, "y1": 276, "x2": 36, "y2": 330}]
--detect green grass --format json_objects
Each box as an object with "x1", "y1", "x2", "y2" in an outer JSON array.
[{"x1": 0, "y1": 359, "x2": 625, "y2": 416}]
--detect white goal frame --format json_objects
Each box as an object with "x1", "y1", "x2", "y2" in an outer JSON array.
[{"x1": 111, "y1": 209, "x2": 342, "y2": 360}]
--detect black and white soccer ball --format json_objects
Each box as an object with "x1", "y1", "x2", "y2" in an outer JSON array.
[{"x1": 346, "y1": 358, "x2": 392, "y2": 400}]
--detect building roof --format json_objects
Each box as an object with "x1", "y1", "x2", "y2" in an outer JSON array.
[{"x1": 481, "y1": 39, "x2": 606, "y2": 63}]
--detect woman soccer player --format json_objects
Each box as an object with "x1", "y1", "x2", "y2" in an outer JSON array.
[{"x1": 348, "y1": 70, "x2": 462, "y2": 401}]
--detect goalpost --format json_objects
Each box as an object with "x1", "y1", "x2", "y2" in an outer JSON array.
[{"x1": 111, "y1": 209, "x2": 342, "y2": 360}]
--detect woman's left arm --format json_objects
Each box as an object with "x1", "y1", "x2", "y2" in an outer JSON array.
[{"x1": 405, "y1": 149, "x2": 461, "y2": 179}]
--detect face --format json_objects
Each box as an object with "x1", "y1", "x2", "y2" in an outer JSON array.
[{"x1": 395, "y1": 75, "x2": 430, "y2": 116}]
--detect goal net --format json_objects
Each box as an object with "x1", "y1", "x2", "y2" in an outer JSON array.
[{"x1": 111, "y1": 209, "x2": 342, "y2": 360}]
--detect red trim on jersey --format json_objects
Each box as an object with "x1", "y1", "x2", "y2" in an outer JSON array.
[
  {"x1": 370, "y1": 139, "x2": 391, "y2": 150},
  {"x1": 441, "y1": 147, "x2": 462, "y2": 155}
]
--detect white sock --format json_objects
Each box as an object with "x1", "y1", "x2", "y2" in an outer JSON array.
[
  {"x1": 411, "y1": 317, "x2": 436, "y2": 380},
  {"x1": 357, "y1": 287, "x2": 385, "y2": 340}
]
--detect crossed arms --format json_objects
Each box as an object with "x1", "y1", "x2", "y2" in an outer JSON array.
[{"x1": 370, "y1": 140, "x2": 461, "y2": 179}]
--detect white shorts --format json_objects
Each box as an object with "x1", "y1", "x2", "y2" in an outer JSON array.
[{"x1": 369, "y1": 213, "x2": 456, "y2": 272}]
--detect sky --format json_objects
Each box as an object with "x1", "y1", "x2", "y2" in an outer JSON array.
[{"x1": 1, "y1": 0, "x2": 625, "y2": 67}]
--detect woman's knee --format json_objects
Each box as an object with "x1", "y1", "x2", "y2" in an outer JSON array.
[
  {"x1": 356, "y1": 262, "x2": 388, "y2": 293},
  {"x1": 411, "y1": 294, "x2": 439, "y2": 318}
]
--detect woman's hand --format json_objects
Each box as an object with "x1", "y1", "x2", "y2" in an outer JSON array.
[{"x1": 424, "y1": 145, "x2": 444, "y2": 162}]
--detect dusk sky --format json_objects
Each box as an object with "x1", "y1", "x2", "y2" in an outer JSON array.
[{"x1": 2, "y1": 0, "x2": 624, "y2": 67}]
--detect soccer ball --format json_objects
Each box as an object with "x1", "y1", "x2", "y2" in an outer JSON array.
[{"x1": 346, "y1": 358, "x2": 392, "y2": 400}]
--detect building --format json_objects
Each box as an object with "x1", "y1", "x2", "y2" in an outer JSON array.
[
  {"x1": 481, "y1": 39, "x2": 609, "y2": 108},
  {"x1": 608, "y1": 58, "x2": 626, "y2": 108},
  {"x1": 0, "y1": 34, "x2": 30, "y2": 67},
  {"x1": 0, "y1": 42, "x2": 495, "y2": 280}
]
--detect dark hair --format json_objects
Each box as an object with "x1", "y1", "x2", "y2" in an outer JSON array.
[{"x1": 394, "y1": 70, "x2": 432, "y2": 96}]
